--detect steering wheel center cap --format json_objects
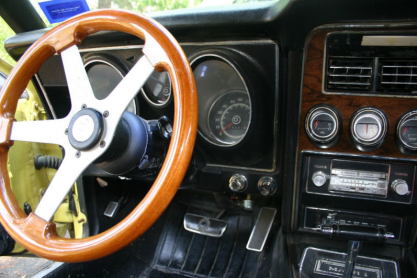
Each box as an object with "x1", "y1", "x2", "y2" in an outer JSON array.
[
  {"x1": 72, "y1": 115, "x2": 95, "y2": 142},
  {"x1": 68, "y1": 108, "x2": 104, "y2": 150}
]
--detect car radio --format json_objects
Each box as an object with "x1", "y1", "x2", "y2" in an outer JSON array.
[{"x1": 302, "y1": 154, "x2": 415, "y2": 204}]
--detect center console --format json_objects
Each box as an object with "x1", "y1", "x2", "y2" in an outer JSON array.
[
  {"x1": 292, "y1": 23, "x2": 417, "y2": 278},
  {"x1": 299, "y1": 153, "x2": 416, "y2": 243}
]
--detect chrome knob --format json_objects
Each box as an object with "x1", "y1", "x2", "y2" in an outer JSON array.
[
  {"x1": 229, "y1": 174, "x2": 248, "y2": 192},
  {"x1": 257, "y1": 176, "x2": 277, "y2": 196},
  {"x1": 312, "y1": 171, "x2": 327, "y2": 187},
  {"x1": 391, "y1": 179, "x2": 410, "y2": 196}
]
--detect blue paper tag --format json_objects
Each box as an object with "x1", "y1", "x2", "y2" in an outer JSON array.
[{"x1": 39, "y1": 0, "x2": 90, "y2": 24}]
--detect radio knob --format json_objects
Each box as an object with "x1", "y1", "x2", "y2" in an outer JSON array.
[
  {"x1": 312, "y1": 171, "x2": 327, "y2": 187},
  {"x1": 391, "y1": 179, "x2": 410, "y2": 196},
  {"x1": 229, "y1": 174, "x2": 248, "y2": 192}
]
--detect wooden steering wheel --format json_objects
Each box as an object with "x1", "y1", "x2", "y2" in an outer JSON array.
[{"x1": 0, "y1": 10, "x2": 197, "y2": 262}]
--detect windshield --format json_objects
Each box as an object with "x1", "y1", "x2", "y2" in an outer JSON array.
[{"x1": 29, "y1": 0, "x2": 274, "y2": 25}]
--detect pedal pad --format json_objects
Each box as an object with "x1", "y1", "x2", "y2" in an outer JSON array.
[
  {"x1": 246, "y1": 207, "x2": 277, "y2": 252},
  {"x1": 104, "y1": 201, "x2": 119, "y2": 218},
  {"x1": 183, "y1": 213, "x2": 227, "y2": 238}
]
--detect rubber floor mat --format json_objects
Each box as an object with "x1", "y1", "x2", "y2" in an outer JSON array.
[
  {"x1": 149, "y1": 202, "x2": 274, "y2": 278},
  {"x1": 41, "y1": 193, "x2": 276, "y2": 278}
]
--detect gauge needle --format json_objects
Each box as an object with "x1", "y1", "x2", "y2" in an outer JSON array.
[{"x1": 222, "y1": 122, "x2": 234, "y2": 131}]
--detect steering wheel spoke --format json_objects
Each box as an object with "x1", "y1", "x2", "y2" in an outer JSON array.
[
  {"x1": 61, "y1": 45, "x2": 96, "y2": 113},
  {"x1": 101, "y1": 55, "x2": 154, "y2": 117},
  {"x1": 34, "y1": 148, "x2": 102, "y2": 222},
  {"x1": 10, "y1": 118, "x2": 69, "y2": 147}
]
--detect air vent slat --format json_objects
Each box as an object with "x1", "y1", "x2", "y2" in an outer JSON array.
[
  {"x1": 326, "y1": 58, "x2": 373, "y2": 91},
  {"x1": 379, "y1": 60, "x2": 417, "y2": 93}
]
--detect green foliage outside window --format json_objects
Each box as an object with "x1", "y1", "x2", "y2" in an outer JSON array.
[{"x1": 0, "y1": 17, "x2": 16, "y2": 65}]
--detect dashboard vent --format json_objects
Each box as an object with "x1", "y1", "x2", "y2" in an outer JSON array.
[
  {"x1": 379, "y1": 60, "x2": 417, "y2": 94},
  {"x1": 326, "y1": 58, "x2": 373, "y2": 91}
]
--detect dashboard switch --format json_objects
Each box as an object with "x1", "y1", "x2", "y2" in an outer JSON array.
[
  {"x1": 257, "y1": 176, "x2": 277, "y2": 196},
  {"x1": 312, "y1": 171, "x2": 327, "y2": 187},
  {"x1": 229, "y1": 174, "x2": 248, "y2": 192},
  {"x1": 391, "y1": 179, "x2": 410, "y2": 196}
]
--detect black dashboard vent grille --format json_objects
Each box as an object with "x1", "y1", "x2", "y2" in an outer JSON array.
[
  {"x1": 326, "y1": 57, "x2": 373, "y2": 91},
  {"x1": 379, "y1": 60, "x2": 417, "y2": 94}
]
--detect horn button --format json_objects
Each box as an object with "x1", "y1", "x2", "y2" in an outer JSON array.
[{"x1": 67, "y1": 108, "x2": 104, "y2": 151}]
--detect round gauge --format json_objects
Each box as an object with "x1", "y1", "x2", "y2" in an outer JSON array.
[
  {"x1": 208, "y1": 91, "x2": 250, "y2": 145},
  {"x1": 192, "y1": 54, "x2": 252, "y2": 147},
  {"x1": 305, "y1": 106, "x2": 340, "y2": 146},
  {"x1": 141, "y1": 71, "x2": 171, "y2": 107},
  {"x1": 397, "y1": 110, "x2": 417, "y2": 152},
  {"x1": 351, "y1": 107, "x2": 387, "y2": 150},
  {"x1": 85, "y1": 59, "x2": 137, "y2": 114}
]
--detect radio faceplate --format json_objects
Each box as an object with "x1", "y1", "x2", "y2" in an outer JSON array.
[{"x1": 303, "y1": 154, "x2": 416, "y2": 204}]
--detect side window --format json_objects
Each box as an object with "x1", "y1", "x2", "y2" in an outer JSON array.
[{"x1": 0, "y1": 16, "x2": 15, "y2": 66}]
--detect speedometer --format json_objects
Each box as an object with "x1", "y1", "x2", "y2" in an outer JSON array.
[
  {"x1": 208, "y1": 91, "x2": 250, "y2": 145},
  {"x1": 192, "y1": 54, "x2": 252, "y2": 147}
]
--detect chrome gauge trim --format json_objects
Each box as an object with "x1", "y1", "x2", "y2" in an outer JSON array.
[
  {"x1": 84, "y1": 58, "x2": 138, "y2": 114},
  {"x1": 34, "y1": 74, "x2": 58, "y2": 119},
  {"x1": 191, "y1": 53, "x2": 253, "y2": 148},
  {"x1": 350, "y1": 107, "x2": 387, "y2": 146},
  {"x1": 140, "y1": 72, "x2": 172, "y2": 107},
  {"x1": 206, "y1": 90, "x2": 250, "y2": 146},
  {"x1": 397, "y1": 110, "x2": 417, "y2": 151},
  {"x1": 305, "y1": 106, "x2": 339, "y2": 143}
]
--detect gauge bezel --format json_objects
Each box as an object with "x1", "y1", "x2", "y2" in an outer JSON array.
[
  {"x1": 206, "y1": 90, "x2": 251, "y2": 146},
  {"x1": 350, "y1": 107, "x2": 387, "y2": 150},
  {"x1": 140, "y1": 71, "x2": 172, "y2": 108},
  {"x1": 191, "y1": 53, "x2": 253, "y2": 148},
  {"x1": 305, "y1": 105, "x2": 341, "y2": 147},
  {"x1": 397, "y1": 110, "x2": 417, "y2": 152},
  {"x1": 84, "y1": 55, "x2": 138, "y2": 114}
]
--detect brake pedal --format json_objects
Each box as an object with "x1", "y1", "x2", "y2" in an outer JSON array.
[
  {"x1": 246, "y1": 207, "x2": 277, "y2": 252},
  {"x1": 183, "y1": 213, "x2": 227, "y2": 238}
]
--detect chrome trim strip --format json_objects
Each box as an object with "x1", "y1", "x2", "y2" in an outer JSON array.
[
  {"x1": 34, "y1": 74, "x2": 57, "y2": 119},
  {"x1": 79, "y1": 39, "x2": 277, "y2": 53},
  {"x1": 362, "y1": 35, "x2": 417, "y2": 46}
]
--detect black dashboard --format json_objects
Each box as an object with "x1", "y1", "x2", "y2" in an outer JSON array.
[
  {"x1": 30, "y1": 39, "x2": 279, "y2": 195},
  {"x1": 5, "y1": 0, "x2": 417, "y2": 277}
]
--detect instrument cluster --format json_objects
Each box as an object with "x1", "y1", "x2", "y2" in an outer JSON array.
[{"x1": 76, "y1": 41, "x2": 278, "y2": 171}]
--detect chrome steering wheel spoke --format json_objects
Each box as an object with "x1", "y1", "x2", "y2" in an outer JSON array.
[
  {"x1": 10, "y1": 118, "x2": 69, "y2": 147},
  {"x1": 100, "y1": 55, "x2": 154, "y2": 115},
  {"x1": 34, "y1": 146, "x2": 105, "y2": 222},
  {"x1": 61, "y1": 45, "x2": 96, "y2": 114}
]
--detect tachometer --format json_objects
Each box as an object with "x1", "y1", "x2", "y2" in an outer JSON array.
[{"x1": 85, "y1": 57, "x2": 138, "y2": 114}]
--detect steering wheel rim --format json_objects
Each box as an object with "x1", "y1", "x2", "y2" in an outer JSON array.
[{"x1": 0, "y1": 9, "x2": 197, "y2": 262}]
